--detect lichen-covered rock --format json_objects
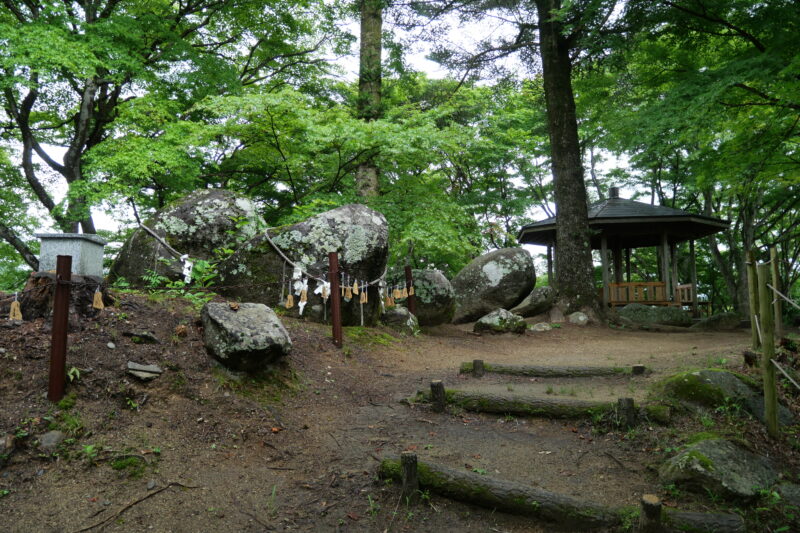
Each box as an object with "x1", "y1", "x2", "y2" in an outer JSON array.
[
  {"x1": 530, "y1": 322, "x2": 552, "y2": 332},
  {"x1": 411, "y1": 269, "x2": 455, "y2": 326},
  {"x1": 110, "y1": 189, "x2": 265, "y2": 283},
  {"x1": 473, "y1": 309, "x2": 527, "y2": 335},
  {"x1": 691, "y1": 312, "x2": 741, "y2": 331},
  {"x1": 509, "y1": 286, "x2": 555, "y2": 317},
  {"x1": 201, "y1": 302, "x2": 291, "y2": 372},
  {"x1": 216, "y1": 204, "x2": 388, "y2": 326},
  {"x1": 657, "y1": 369, "x2": 794, "y2": 425},
  {"x1": 452, "y1": 248, "x2": 535, "y2": 324},
  {"x1": 568, "y1": 312, "x2": 589, "y2": 326},
  {"x1": 381, "y1": 306, "x2": 420, "y2": 336},
  {"x1": 618, "y1": 303, "x2": 692, "y2": 327},
  {"x1": 659, "y1": 438, "x2": 778, "y2": 499}
]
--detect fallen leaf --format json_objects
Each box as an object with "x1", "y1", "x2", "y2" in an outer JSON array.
[
  {"x1": 271, "y1": 427, "x2": 282, "y2": 433},
  {"x1": 405, "y1": 444, "x2": 417, "y2": 451},
  {"x1": 347, "y1": 512, "x2": 360, "y2": 521},
  {"x1": 229, "y1": 302, "x2": 240, "y2": 311},
  {"x1": 471, "y1": 454, "x2": 481, "y2": 459}
]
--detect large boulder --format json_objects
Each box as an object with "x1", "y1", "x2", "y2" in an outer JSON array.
[
  {"x1": 691, "y1": 312, "x2": 741, "y2": 331},
  {"x1": 381, "y1": 306, "x2": 420, "y2": 336},
  {"x1": 509, "y1": 286, "x2": 555, "y2": 317},
  {"x1": 411, "y1": 269, "x2": 455, "y2": 326},
  {"x1": 110, "y1": 190, "x2": 265, "y2": 283},
  {"x1": 201, "y1": 302, "x2": 291, "y2": 372},
  {"x1": 618, "y1": 303, "x2": 692, "y2": 327},
  {"x1": 659, "y1": 438, "x2": 778, "y2": 499},
  {"x1": 217, "y1": 204, "x2": 388, "y2": 326},
  {"x1": 473, "y1": 309, "x2": 527, "y2": 335},
  {"x1": 658, "y1": 369, "x2": 794, "y2": 425},
  {"x1": 451, "y1": 248, "x2": 535, "y2": 324}
]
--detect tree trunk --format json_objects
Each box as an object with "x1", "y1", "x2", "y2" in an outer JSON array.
[
  {"x1": 355, "y1": 0, "x2": 382, "y2": 198},
  {"x1": 535, "y1": 0, "x2": 596, "y2": 312},
  {"x1": 0, "y1": 223, "x2": 39, "y2": 270}
]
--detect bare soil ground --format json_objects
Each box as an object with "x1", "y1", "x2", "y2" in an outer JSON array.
[{"x1": 0, "y1": 292, "x2": 797, "y2": 533}]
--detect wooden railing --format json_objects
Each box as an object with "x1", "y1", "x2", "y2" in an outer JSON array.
[{"x1": 606, "y1": 282, "x2": 670, "y2": 306}]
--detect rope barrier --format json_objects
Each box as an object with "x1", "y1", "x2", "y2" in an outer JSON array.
[
  {"x1": 767, "y1": 283, "x2": 800, "y2": 311},
  {"x1": 771, "y1": 359, "x2": 800, "y2": 392}
]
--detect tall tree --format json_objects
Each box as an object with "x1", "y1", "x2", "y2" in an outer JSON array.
[{"x1": 355, "y1": 0, "x2": 384, "y2": 197}]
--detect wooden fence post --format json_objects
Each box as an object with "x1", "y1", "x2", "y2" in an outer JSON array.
[
  {"x1": 48, "y1": 255, "x2": 72, "y2": 403},
  {"x1": 638, "y1": 494, "x2": 663, "y2": 533},
  {"x1": 757, "y1": 263, "x2": 779, "y2": 438},
  {"x1": 430, "y1": 380, "x2": 445, "y2": 413},
  {"x1": 328, "y1": 252, "x2": 343, "y2": 348},
  {"x1": 746, "y1": 250, "x2": 760, "y2": 351},
  {"x1": 401, "y1": 451, "x2": 419, "y2": 505},
  {"x1": 770, "y1": 247, "x2": 783, "y2": 340},
  {"x1": 473, "y1": 359, "x2": 485, "y2": 378}
]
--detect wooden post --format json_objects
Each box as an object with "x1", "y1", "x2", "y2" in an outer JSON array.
[
  {"x1": 689, "y1": 240, "x2": 698, "y2": 317},
  {"x1": 401, "y1": 451, "x2": 419, "y2": 505},
  {"x1": 670, "y1": 243, "x2": 679, "y2": 302},
  {"x1": 638, "y1": 494, "x2": 662, "y2": 533},
  {"x1": 473, "y1": 359, "x2": 485, "y2": 378},
  {"x1": 612, "y1": 243, "x2": 623, "y2": 283},
  {"x1": 746, "y1": 250, "x2": 760, "y2": 350},
  {"x1": 546, "y1": 245, "x2": 554, "y2": 288},
  {"x1": 770, "y1": 247, "x2": 783, "y2": 340},
  {"x1": 617, "y1": 398, "x2": 636, "y2": 429},
  {"x1": 600, "y1": 235, "x2": 610, "y2": 307},
  {"x1": 660, "y1": 232, "x2": 670, "y2": 299},
  {"x1": 632, "y1": 364, "x2": 646, "y2": 376},
  {"x1": 757, "y1": 263, "x2": 779, "y2": 438},
  {"x1": 430, "y1": 380, "x2": 446, "y2": 413},
  {"x1": 328, "y1": 252, "x2": 343, "y2": 348},
  {"x1": 48, "y1": 255, "x2": 72, "y2": 403},
  {"x1": 404, "y1": 265, "x2": 416, "y2": 316},
  {"x1": 625, "y1": 248, "x2": 631, "y2": 282}
]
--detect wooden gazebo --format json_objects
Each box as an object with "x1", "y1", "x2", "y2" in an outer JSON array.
[{"x1": 517, "y1": 187, "x2": 730, "y2": 313}]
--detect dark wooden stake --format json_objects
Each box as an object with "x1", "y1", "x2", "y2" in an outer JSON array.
[
  {"x1": 770, "y1": 247, "x2": 783, "y2": 340},
  {"x1": 328, "y1": 252, "x2": 343, "y2": 348},
  {"x1": 638, "y1": 493, "x2": 662, "y2": 533},
  {"x1": 401, "y1": 451, "x2": 419, "y2": 505},
  {"x1": 473, "y1": 359, "x2": 485, "y2": 378},
  {"x1": 48, "y1": 255, "x2": 72, "y2": 403},
  {"x1": 617, "y1": 398, "x2": 636, "y2": 429},
  {"x1": 746, "y1": 250, "x2": 760, "y2": 351},
  {"x1": 757, "y1": 263, "x2": 779, "y2": 438},
  {"x1": 632, "y1": 364, "x2": 646, "y2": 376},
  {"x1": 404, "y1": 265, "x2": 416, "y2": 316},
  {"x1": 430, "y1": 380, "x2": 446, "y2": 413}
]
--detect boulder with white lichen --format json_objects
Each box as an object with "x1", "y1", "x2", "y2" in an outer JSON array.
[
  {"x1": 410, "y1": 269, "x2": 455, "y2": 326},
  {"x1": 110, "y1": 189, "x2": 265, "y2": 283},
  {"x1": 216, "y1": 204, "x2": 388, "y2": 326},
  {"x1": 451, "y1": 248, "x2": 535, "y2": 324}
]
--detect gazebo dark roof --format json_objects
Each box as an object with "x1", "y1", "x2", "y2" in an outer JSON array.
[{"x1": 517, "y1": 190, "x2": 729, "y2": 249}]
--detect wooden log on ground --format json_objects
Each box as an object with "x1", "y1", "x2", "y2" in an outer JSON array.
[
  {"x1": 378, "y1": 458, "x2": 745, "y2": 533},
  {"x1": 379, "y1": 457, "x2": 621, "y2": 530},
  {"x1": 459, "y1": 361, "x2": 634, "y2": 378},
  {"x1": 419, "y1": 389, "x2": 613, "y2": 419}
]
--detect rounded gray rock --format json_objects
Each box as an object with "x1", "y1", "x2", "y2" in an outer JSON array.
[
  {"x1": 381, "y1": 306, "x2": 420, "y2": 336},
  {"x1": 217, "y1": 204, "x2": 388, "y2": 326},
  {"x1": 452, "y1": 248, "x2": 535, "y2": 324},
  {"x1": 410, "y1": 269, "x2": 455, "y2": 326},
  {"x1": 509, "y1": 286, "x2": 555, "y2": 318},
  {"x1": 201, "y1": 302, "x2": 291, "y2": 372},
  {"x1": 110, "y1": 189, "x2": 265, "y2": 284},
  {"x1": 473, "y1": 309, "x2": 527, "y2": 335}
]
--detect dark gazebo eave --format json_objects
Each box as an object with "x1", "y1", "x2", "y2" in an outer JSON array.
[{"x1": 517, "y1": 215, "x2": 730, "y2": 248}]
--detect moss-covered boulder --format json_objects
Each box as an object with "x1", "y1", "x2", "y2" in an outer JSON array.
[
  {"x1": 381, "y1": 306, "x2": 420, "y2": 336},
  {"x1": 110, "y1": 189, "x2": 265, "y2": 283},
  {"x1": 656, "y1": 369, "x2": 794, "y2": 425},
  {"x1": 509, "y1": 286, "x2": 555, "y2": 317},
  {"x1": 690, "y1": 312, "x2": 741, "y2": 331},
  {"x1": 618, "y1": 303, "x2": 692, "y2": 327},
  {"x1": 659, "y1": 438, "x2": 778, "y2": 499},
  {"x1": 201, "y1": 302, "x2": 291, "y2": 372},
  {"x1": 473, "y1": 308, "x2": 527, "y2": 334},
  {"x1": 410, "y1": 269, "x2": 455, "y2": 326},
  {"x1": 216, "y1": 204, "x2": 388, "y2": 326},
  {"x1": 452, "y1": 248, "x2": 535, "y2": 324}
]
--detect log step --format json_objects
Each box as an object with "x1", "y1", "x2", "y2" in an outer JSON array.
[{"x1": 459, "y1": 361, "x2": 647, "y2": 378}]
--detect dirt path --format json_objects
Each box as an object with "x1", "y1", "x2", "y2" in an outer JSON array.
[{"x1": 0, "y1": 298, "x2": 755, "y2": 532}]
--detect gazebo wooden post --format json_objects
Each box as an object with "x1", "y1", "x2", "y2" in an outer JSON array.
[
  {"x1": 612, "y1": 242, "x2": 623, "y2": 283},
  {"x1": 625, "y1": 248, "x2": 631, "y2": 282},
  {"x1": 546, "y1": 245, "x2": 554, "y2": 288},
  {"x1": 670, "y1": 242, "x2": 679, "y2": 302},
  {"x1": 600, "y1": 234, "x2": 610, "y2": 307},
  {"x1": 690, "y1": 240, "x2": 699, "y2": 316},
  {"x1": 660, "y1": 232, "x2": 670, "y2": 302}
]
